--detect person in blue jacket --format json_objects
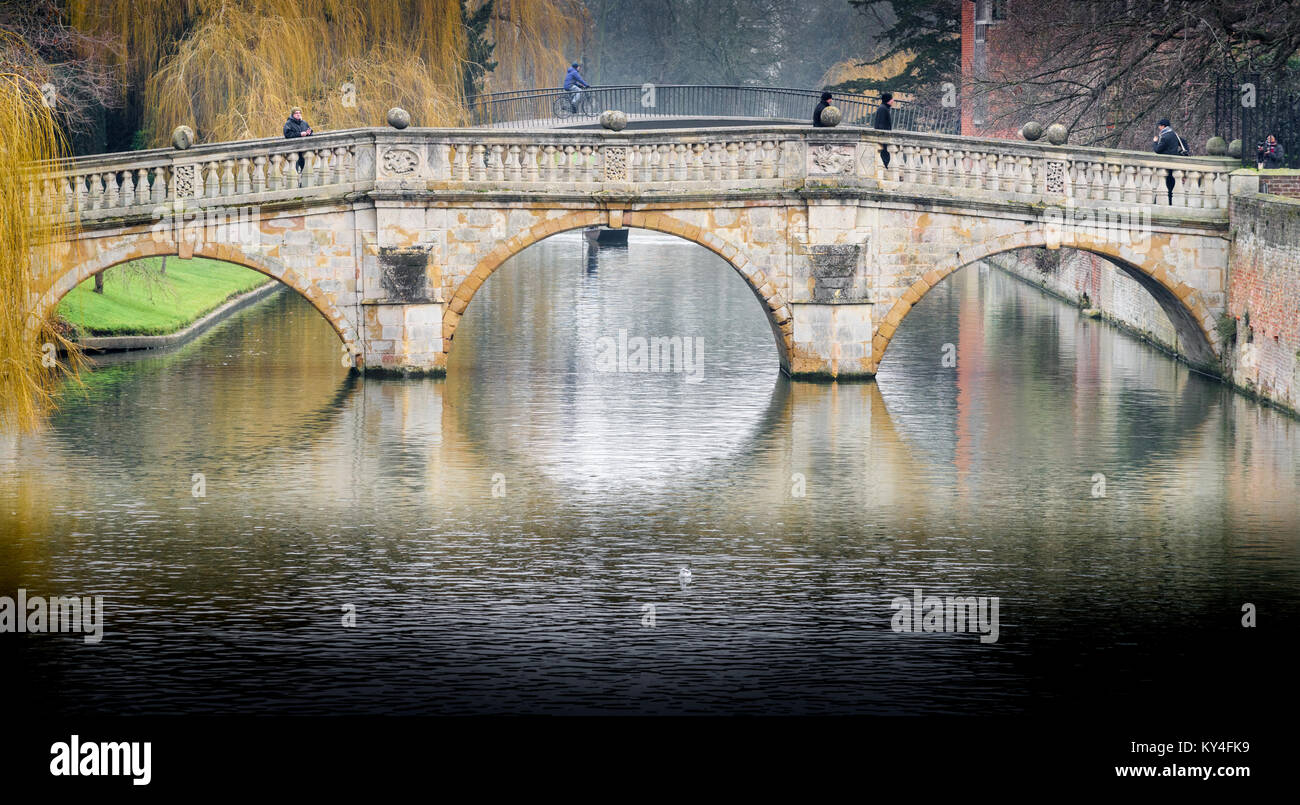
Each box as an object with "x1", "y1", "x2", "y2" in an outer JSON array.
[{"x1": 564, "y1": 63, "x2": 590, "y2": 113}]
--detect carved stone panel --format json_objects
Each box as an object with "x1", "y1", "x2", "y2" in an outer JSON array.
[
  {"x1": 378, "y1": 246, "x2": 432, "y2": 301},
  {"x1": 808, "y1": 144, "x2": 855, "y2": 175},
  {"x1": 381, "y1": 148, "x2": 420, "y2": 176},
  {"x1": 173, "y1": 164, "x2": 198, "y2": 198},
  {"x1": 1045, "y1": 160, "x2": 1066, "y2": 194},
  {"x1": 603, "y1": 146, "x2": 628, "y2": 181},
  {"x1": 806, "y1": 243, "x2": 864, "y2": 302}
]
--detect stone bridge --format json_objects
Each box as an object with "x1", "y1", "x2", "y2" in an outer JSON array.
[{"x1": 26, "y1": 124, "x2": 1242, "y2": 378}]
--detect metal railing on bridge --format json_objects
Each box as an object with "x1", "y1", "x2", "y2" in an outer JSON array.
[{"x1": 467, "y1": 84, "x2": 959, "y2": 135}]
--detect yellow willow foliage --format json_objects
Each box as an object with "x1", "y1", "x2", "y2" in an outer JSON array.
[
  {"x1": 0, "y1": 39, "x2": 82, "y2": 433},
  {"x1": 66, "y1": 0, "x2": 207, "y2": 101},
  {"x1": 142, "y1": 0, "x2": 468, "y2": 144},
  {"x1": 821, "y1": 52, "x2": 917, "y2": 102},
  {"x1": 484, "y1": 0, "x2": 588, "y2": 92}
]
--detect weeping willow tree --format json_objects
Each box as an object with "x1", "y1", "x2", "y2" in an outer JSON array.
[
  {"x1": 67, "y1": 0, "x2": 586, "y2": 146},
  {"x1": 0, "y1": 33, "x2": 82, "y2": 433},
  {"x1": 483, "y1": 0, "x2": 587, "y2": 93}
]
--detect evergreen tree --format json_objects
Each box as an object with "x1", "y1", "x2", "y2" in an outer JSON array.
[{"x1": 829, "y1": 0, "x2": 960, "y2": 95}]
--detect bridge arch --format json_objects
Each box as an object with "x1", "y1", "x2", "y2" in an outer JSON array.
[
  {"x1": 870, "y1": 228, "x2": 1223, "y2": 373},
  {"x1": 443, "y1": 208, "x2": 794, "y2": 372},
  {"x1": 35, "y1": 240, "x2": 362, "y2": 360}
]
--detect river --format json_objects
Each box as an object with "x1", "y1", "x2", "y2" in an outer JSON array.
[{"x1": 2, "y1": 232, "x2": 1296, "y2": 715}]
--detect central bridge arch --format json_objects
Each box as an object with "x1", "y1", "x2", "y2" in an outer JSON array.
[{"x1": 442, "y1": 209, "x2": 795, "y2": 373}]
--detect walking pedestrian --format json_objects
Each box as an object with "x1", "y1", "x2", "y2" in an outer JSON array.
[
  {"x1": 1152, "y1": 118, "x2": 1187, "y2": 203},
  {"x1": 813, "y1": 92, "x2": 833, "y2": 127},
  {"x1": 874, "y1": 91, "x2": 894, "y2": 168}
]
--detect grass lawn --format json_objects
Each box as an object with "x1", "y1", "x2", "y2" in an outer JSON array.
[{"x1": 58, "y1": 257, "x2": 273, "y2": 336}]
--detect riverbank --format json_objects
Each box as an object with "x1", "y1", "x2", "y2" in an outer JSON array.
[{"x1": 57, "y1": 257, "x2": 276, "y2": 350}]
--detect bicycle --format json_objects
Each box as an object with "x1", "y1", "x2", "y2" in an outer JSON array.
[{"x1": 552, "y1": 91, "x2": 598, "y2": 119}]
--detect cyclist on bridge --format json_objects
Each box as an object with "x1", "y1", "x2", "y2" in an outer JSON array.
[{"x1": 564, "y1": 62, "x2": 590, "y2": 114}]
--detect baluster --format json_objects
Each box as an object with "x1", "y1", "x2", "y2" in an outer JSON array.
[
  {"x1": 58, "y1": 177, "x2": 72, "y2": 214},
  {"x1": 1103, "y1": 164, "x2": 1120, "y2": 201},
  {"x1": 651, "y1": 144, "x2": 666, "y2": 182},
  {"x1": 339, "y1": 146, "x2": 354, "y2": 182},
  {"x1": 706, "y1": 142, "x2": 721, "y2": 181},
  {"x1": 1173, "y1": 169, "x2": 1186, "y2": 206},
  {"x1": 741, "y1": 141, "x2": 757, "y2": 180},
  {"x1": 452, "y1": 143, "x2": 469, "y2": 181},
  {"x1": 87, "y1": 173, "x2": 103, "y2": 211},
  {"x1": 39, "y1": 178, "x2": 53, "y2": 216},
  {"x1": 1137, "y1": 166, "x2": 1154, "y2": 205},
  {"x1": 725, "y1": 142, "x2": 740, "y2": 180},
  {"x1": 471, "y1": 145, "x2": 486, "y2": 181},
  {"x1": 1085, "y1": 163, "x2": 1101, "y2": 200},
  {"x1": 1187, "y1": 170, "x2": 1204, "y2": 208},
  {"x1": 219, "y1": 159, "x2": 235, "y2": 195},
  {"x1": 524, "y1": 145, "x2": 539, "y2": 181},
  {"x1": 1207, "y1": 171, "x2": 1224, "y2": 209},
  {"x1": 235, "y1": 158, "x2": 251, "y2": 194},
  {"x1": 580, "y1": 145, "x2": 595, "y2": 182},
  {"x1": 108, "y1": 171, "x2": 123, "y2": 208},
  {"x1": 285, "y1": 153, "x2": 301, "y2": 189},
  {"x1": 675, "y1": 143, "x2": 689, "y2": 181},
  {"x1": 690, "y1": 143, "x2": 706, "y2": 181},
  {"x1": 915, "y1": 147, "x2": 931, "y2": 185},
  {"x1": 1017, "y1": 157, "x2": 1033, "y2": 195},
  {"x1": 117, "y1": 169, "x2": 134, "y2": 208},
  {"x1": 540, "y1": 145, "x2": 556, "y2": 181},
  {"x1": 506, "y1": 144, "x2": 522, "y2": 181},
  {"x1": 300, "y1": 151, "x2": 317, "y2": 187},
  {"x1": 316, "y1": 149, "x2": 331, "y2": 185},
  {"x1": 1122, "y1": 165, "x2": 1137, "y2": 203},
  {"x1": 269, "y1": 155, "x2": 285, "y2": 190},
  {"x1": 74, "y1": 175, "x2": 88, "y2": 212},
  {"x1": 251, "y1": 156, "x2": 266, "y2": 193},
  {"x1": 885, "y1": 143, "x2": 901, "y2": 182},
  {"x1": 488, "y1": 144, "x2": 503, "y2": 180},
  {"x1": 149, "y1": 166, "x2": 166, "y2": 201},
  {"x1": 202, "y1": 161, "x2": 218, "y2": 196}
]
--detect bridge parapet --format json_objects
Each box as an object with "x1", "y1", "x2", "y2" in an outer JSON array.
[{"x1": 31, "y1": 127, "x2": 1238, "y2": 228}]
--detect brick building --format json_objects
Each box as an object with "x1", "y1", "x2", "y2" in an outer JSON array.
[{"x1": 960, "y1": 0, "x2": 1020, "y2": 139}]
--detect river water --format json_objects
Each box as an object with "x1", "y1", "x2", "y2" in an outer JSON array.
[{"x1": 2, "y1": 232, "x2": 1296, "y2": 715}]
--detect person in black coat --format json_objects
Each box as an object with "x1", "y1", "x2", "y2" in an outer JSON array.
[
  {"x1": 874, "y1": 91, "x2": 894, "y2": 168},
  {"x1": 1152, "y1": 118, "x2": 1185, "y2": 203},
  {"x1": 284, "y1": 107, "x2": 313, "y2": 139},
  {"x1": 813, "y1": 92, "x2": 833, "y2": 127}
]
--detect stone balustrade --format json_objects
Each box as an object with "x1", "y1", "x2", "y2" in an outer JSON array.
[{"x1": 29, "y1": 126, "x2": 1239, "y2": 228}]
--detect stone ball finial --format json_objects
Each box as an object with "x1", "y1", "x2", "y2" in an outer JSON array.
[
  {"x1": 1227, "y1": 138, "x2": 1243, "y2": 158},
  {"x1": 1045, "y1": 123, "x2": 1068, "y2": 145},
  {"x1": 819, "y1": 105, "x2": 843, "y2": 127},
  {"x1": 599, "y1": 109, "x2": 628, "y2": 131},
  {"x1": 1204, "y1": 136, "x2": 1227, "y2": 156},
  {"x1": 171, "y1": 125, "x2": 196, "y2": 150},
  {"x1": 1020, "y1": 121, "x2": 1044, "y2": 141},
  {"x1": 387, "y1": 107, "x2": 411, "y2": 129}
]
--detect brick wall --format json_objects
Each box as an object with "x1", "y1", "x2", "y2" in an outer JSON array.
[
  {"x1": 1225, "y1": 193, "x2": 1300, "y2": 414},
  {"x1": 985, "y1": 248, "x2": 1179, "y2": 352},
  {"x1": 1259, "y1": 170, "x2": 1300, "y2": 198}
]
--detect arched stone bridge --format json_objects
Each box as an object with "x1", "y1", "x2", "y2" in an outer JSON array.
[{"x1": 27, "y1": 124, "x2": 1241, "y2": 378}]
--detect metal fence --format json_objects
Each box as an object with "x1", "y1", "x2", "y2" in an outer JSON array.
[
  {"x1": 1214, "y1": 73, "x2": 1300, "y2": 169},
  {"x1": 467, "y1": 84, "x2": 960, "y2": 135}
]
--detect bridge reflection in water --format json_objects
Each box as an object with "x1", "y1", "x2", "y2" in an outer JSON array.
[{"x1": 1, "y1": 232, "x2": 1295, "y2": 716}]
